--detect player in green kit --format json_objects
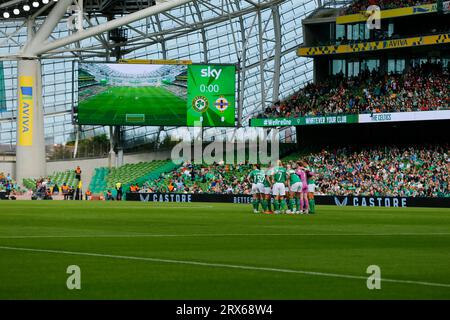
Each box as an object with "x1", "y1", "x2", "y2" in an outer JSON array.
[
  {"x1": 286, "y1": 163, "x2": 302, "y2": 214},
  {"x1": 247, "y1": 164, "x2": 266, "y2": 213},
  {"x1": 271, "y1": 160, "x2": 287, "y2": 214}
]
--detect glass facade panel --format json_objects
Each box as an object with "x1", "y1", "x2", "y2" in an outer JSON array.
[{"x1": 0, "y1": 1, "x2": 317, "y2": 148}]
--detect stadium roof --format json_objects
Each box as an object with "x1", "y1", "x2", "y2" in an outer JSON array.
[
  {"x1": 0, "y1": 0, "x2": 319, "y2": 148},
  {"x1": 0, "y1": 0, "x2": 158, "y2": 18}
]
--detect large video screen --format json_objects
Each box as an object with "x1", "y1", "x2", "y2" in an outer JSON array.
[{"x1": 77, "y1": 62, "x2": 236, "y2": 127}]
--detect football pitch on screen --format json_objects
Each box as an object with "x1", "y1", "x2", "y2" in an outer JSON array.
[
  {"x1": 0, "y1": 201, "x2": 449, "y2": 300},
  {"x1": 77, "y1": 86, "x2": 186, "y2": 126}
]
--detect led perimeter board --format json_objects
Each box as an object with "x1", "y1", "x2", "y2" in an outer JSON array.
[{"x1": 76, "y1": 62, "x2": 236, "y2": 127}]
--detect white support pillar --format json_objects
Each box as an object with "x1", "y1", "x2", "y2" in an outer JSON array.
[
  {"x1": 108, "y1": 126, "x2": 115, "y2": 169},
  {"x1": 15, "y1": 59, "x2": 46, "y2": 184},
  {"x1": 117, "y1": 147, "x2": 124, "y2": 167},
  {"x1": 115, "y1": 126, "x2": 123, "y2": 167},
  {"x1": 108, "y1": 150, "x2": 116, "y2": 169},
  {"x1": 15, "y1": 0, "x2": 73, "y2": 184},
  {"x1": 73, "y1": 125, "x2": 79, "y2": 158}
]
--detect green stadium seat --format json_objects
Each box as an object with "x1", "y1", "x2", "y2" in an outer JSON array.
[{"x1": 88, "y1": 160, "x2": 177, "y2": 196}]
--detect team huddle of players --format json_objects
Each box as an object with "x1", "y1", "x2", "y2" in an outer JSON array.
[{"x1": 247, "y1": 160, "x2": 316, "y2": 214}]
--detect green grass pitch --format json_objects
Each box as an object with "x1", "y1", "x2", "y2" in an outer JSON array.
[
  {"x1": 0, "y1": 201, "x2": 449, "y2": 299},
  {"x1": 78, "y1": 86, "x2": 186, "y2": 126}
]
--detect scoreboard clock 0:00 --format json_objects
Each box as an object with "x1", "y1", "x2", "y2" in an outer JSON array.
[{"x1": 187, "y1": 64, "x2": 236, "y2": 127}]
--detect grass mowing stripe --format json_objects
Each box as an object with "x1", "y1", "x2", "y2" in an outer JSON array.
[
  {"x1": 1, "y1": 245, "x2": 450, "y2": 289},
  {"x1": 1, "y1": 233, "x2": 450, "y2": 239}
]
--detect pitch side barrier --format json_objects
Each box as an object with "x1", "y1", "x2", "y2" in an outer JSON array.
[{"x1": 126, "y1": 192, "x2": 450, "y2": 208}]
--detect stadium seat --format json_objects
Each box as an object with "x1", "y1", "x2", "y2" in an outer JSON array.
[{"x1": 88, "y1": 160, "x2": 178, "y2": 197}]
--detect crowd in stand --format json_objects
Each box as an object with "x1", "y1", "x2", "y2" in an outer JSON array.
[
  {"x1": 0, "y1": 172, "x2": 18, "y2": 198},
  {"x1": 28, "y1": 166, "x2": 85, "y2": 200},
  {"x1": 5, "y1": 143, "x2": 449, "y2": 199},
  {"x1": 305, "y1": 145, "x2": 449, "y2": 197},
  {"x1": 343, "y1": 0, "x2": 435, "y2": 15},
  {"x1": 259, "y1": 62, "x2": 449, "y2": 118},
  {"x1": 129, "y1": 144, "x2": 449, "y2": 198},
  {"x1": 135, "y1": 162, "x2": 253, "y2": 194}
]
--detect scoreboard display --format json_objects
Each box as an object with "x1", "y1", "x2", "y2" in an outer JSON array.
[
  {"x1": 76, "y1": 62, "x2": 236, "y2": 127},
  {"x1": 187, "y1": 64, "x2": 236, "y2": 127}
]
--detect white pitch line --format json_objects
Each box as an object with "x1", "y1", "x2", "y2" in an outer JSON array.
[
  {"x1": 0, "y1": 245, "x2": 449, "y2": 289},
  {"x1": 0, "y1": 233, "x2": 450, "y2": 239}
]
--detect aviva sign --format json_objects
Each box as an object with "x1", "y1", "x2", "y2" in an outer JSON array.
[
  {"x1": 18, "y1": 76, "x2": 33, "y2": 146},
  {"x1": 336, "y1": 1, "x2": 449, "y2": 24},
  {"x1": 298, "y1": 33, "x2": 450, "y2": 57}
]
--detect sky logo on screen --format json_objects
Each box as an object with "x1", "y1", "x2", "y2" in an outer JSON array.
[{"x1": 201, "y1": 66, "x2": 222, "y2": 80}]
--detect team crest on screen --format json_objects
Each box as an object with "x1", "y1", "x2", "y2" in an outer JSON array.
[
  {"x1": 214, "y1": 96, "x2": 229, "y2": 112},
  {"x1": 192, "y1": 96, "x2": 209, "y2": 113}
]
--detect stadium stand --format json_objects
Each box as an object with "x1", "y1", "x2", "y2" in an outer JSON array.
[
  {"x1": 89, "y1": 160, "x2": 179, "y2": 196},
  {"x1": 138, "y1": 162, "x2": 253, "y2": 194},
  {"x1": 22, "y1": 170, "x2": 78, "y2": 192},
  {"x1": 50, "y1": 170, "x2": 78, "y2": 188},
  {"x1": 22, "y1": 178, "x2": 36, "y2": 191},
  {"x1": 0, "y1": 172, "x2": 18, "y2": 193},
  {"x1": 139, "y1": 144, "x2": 449, "y2": 198},
  {"x1": 301, "y1": 144, "x2": 449, "y2": 197},
  {"x1": 78, "y1": 69, "x2": 98, "y2": 88},
  {"x1": 79, "y1": 63, "x2": 186, "y2": 87},
  {"x1": 257, "y1": 62, "x2": 449, "y2": 119},
  {"x1": 20, "y1": 161, "x2": 179, "y2": 198},
  {"x1": 173, "y1": 71, "x2": 188, "y2": 88},
  {"x1": 343, "y1": 0, "x2": 435, "y2": 14},
  {"x1": 89, "y1": 167, "x2": 110, "y2": 194}
]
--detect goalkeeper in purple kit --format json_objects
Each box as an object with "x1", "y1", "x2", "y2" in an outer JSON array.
[{"x1": 296, "y1": 162, "x2": 310, "y2": 214}]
